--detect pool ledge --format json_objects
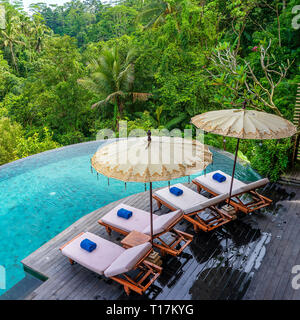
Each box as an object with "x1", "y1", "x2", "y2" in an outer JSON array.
[{"x1": 20, "y1": 182, "x2": 300, "y2": 300}]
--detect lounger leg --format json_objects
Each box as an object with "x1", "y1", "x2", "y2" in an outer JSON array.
[
  {"x1": 68, "y1": 258, "x2": 74, "y2": 265},
  {"x1": 124, "y1": 285, "x2": 131, "y2": 296},
  {"x1": 160, "y1": 249, "x2": 166, "y2": 257},
  {"x1": 193, "y1": 224, "x2": 199, "y2": 232},
  {"x1": 105, "y1": 226, "x2": 112, "y2": 236},
  {"x1": 155, "y1": 199, "x2": 162, "y2": 210},
  {"x1": 196, "y1": 185, "x2": 201, "y2": 193}
]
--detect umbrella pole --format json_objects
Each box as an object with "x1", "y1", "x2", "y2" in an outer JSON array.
[
  {"x1": 149, "y1": 182, "x2": 153, "y2": 246},
  {"x1": 228, "y1": 138, "x2": 240, "y2": 205}
]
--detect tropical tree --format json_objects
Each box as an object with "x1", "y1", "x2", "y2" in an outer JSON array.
[
  {"x1": 206, "y1": 40, "x2": 294, "y2": 117},
  {"x1": 0, "y1": 117, "x2": 22, "y2": 164},
  {"x1": 0, "y1": 13, "x2": 25, "y2": 72},
  {"x1": 78, "y1": 46, "x2": 151, "y2": 129},
  {"x1": 137, "y1": 0, "x2": 180, "y2": 29},
  {"x1": 29, "y1": 13, "x2": 52, "y2": 53}
]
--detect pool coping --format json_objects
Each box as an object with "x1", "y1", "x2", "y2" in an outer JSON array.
[
  {"x1": 0, "y1": 139, "x2": 115, "y2": 171},
  {"x1": 0, "y1": 138, "x2": 250, "y2": 171}
]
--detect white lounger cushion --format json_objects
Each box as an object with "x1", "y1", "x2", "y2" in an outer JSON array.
[
  {"x1": 142, "y1": 210, "x2": 183, "y2": 235},
  {"x1": 61, "y1": 232, "x2": 125, "y2": 275},
  {"x1": 154, "y1": 183, "x2": 227, "y2": 214},
  {"x1": 102, "y1": 204, "x2": 182, "y2": 236},
  {"x1": 101, "y1": 203, "x2": 159, "y2": 233},
  {"x1": 194, "y1": 170, "x2": 246, "y2": 195},
  {"x1": 231, "y1": 178, "x2": 269, "y2": 196},
  {"x1": 104, "y1": 242, "x2": 151, "y2": 278},
  {"x1": 194, "y1": 170, "x2": 269, "y2": 197},
  {"x1": 195, "y1": 192, "x2": 229, "y2": 210}
]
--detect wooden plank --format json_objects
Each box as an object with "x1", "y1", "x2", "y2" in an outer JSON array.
[
  {"x1": 245, "y1": 201, "x2": 297, "y2": 299},
  {"x1": 262, "y1": 201, "x2": 299, "y2": 299},
  {"x1": 20, "y1": 182, "x2": 300, "y2": 300},
  {"x1": 291, "y1": 248, "x2": 300, "y2": 300},
  {"x1": 243, "y1": 187, "x2": 300, "y2": 300},
  {"x1": 271, "y1": 215, "x2": 300, "y2": 300}
]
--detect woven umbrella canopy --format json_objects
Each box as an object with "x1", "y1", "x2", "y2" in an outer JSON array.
[
  {"x1": 91, "y1": 132, "x2": 213, "y2": 245},
  {"x1": 191, "y1": 106, "x2": 297, "y2": 206}
]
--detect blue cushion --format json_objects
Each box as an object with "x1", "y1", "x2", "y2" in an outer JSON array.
[
  {"x1": 80, "y1": 239, "x2": 97, "y2": 252},
  {"x1": 212, "y1": 172, "x2": 226, "y2": 183},
  {"x1": 169, "y1": 187, "x2": 183, "y2": 196},
  {"x1": 117, "y1": 208, "x2": 133, "y2": 219}
]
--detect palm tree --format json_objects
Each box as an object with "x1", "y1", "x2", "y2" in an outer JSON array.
[
  {"x1": 78, "y1": 46, "x2": 151, "y2": 129},
  {"x1": 29, "y1": 14, "x2": 52, "y2": 53},
  {"x1": 137, "y1": 0, "x2": 180, "y2": 29},
  {"x1": 0, "y1": 15, "x2": 25, "y2": 72}
]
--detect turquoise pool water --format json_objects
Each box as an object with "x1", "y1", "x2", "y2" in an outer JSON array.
[{"x1": 0, "y1": 140, "x2": 261, "y2": 296}]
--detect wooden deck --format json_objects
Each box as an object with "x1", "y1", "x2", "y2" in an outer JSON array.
[{"x1": 21, "y1": 183, "x2": 300, "y2": 300}]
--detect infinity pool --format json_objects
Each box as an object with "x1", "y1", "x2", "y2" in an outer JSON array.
[{"x1": 0, "y1": 140, "x2": 260, "y2": 296}]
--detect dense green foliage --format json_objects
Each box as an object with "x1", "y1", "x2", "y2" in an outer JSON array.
[
  {"x1": 0, "y1": 0, "x2": 299, "y2": 180},
  {"x1": 0, "y1": 117, "x2": 60, "y2": 164}
]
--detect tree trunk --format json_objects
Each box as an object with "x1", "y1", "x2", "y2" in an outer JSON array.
[
  {"x1": 9, "y1": 41, "x2": 18, "y2": 73},
  {"x1": 118, "y1": 99, "x2": 124, "y2": 119},
  {"x1": 114, "y1": 103, "x2": 119, "y2": 132},
  {"x1": 276, "y1": 5, "x2": 281, "y2": 47},
  {"x1": 116, "y1": 97, "x2": 125, "y2": 132},
  {"x1": 36, "y1": 38, "x2": 41, "y2": 53}
]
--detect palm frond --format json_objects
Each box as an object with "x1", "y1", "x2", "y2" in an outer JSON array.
[
  {"x1": 118, "y1": 63, "x2": 134, "y2": 90},
  {"x1": 77, "y1": 78, "x2": 102, "y2": 95},
  {"x1": 125, "y1": 48, "x2": 136, "y2": 65},
  {"x1": 164, "y1": 113, "x2": 187, "y2": 130},
  {"x1": 152, "y1": 14, "x2": 166, "y2": 28},
  {"x1": 91, "y1": 100, "x2": 104, "y2": 109},
  {"x1": 91, "y1": 91, "x2": 125, "y2": 109}
]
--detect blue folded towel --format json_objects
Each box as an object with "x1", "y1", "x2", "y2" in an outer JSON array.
[
  {"x1": 169, "y1": 186, "x2": 183, "y2": 196},
  {"x1": 80, "y1": 239, "x2": 97, "y2": 252},
  {"x1": 212, "y1": 172, "x2": 226, "y2": 183},
  {"x1": 117, "y1": 208, "x2": 133, "y2": 219}
]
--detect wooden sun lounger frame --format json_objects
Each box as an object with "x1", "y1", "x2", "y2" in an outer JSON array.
[
  {"x1": 98, "y1": 215, "x2": 193, "y2": 257},
  {"x1": 59, "y1": 232, "x2": 162, "y2": 296},
  {"x1": 152, "y1": 195, "x2": 234, "y2": 232},
  {"x1": 192, "y1": 180, "x2": 272, "y2": 214}
]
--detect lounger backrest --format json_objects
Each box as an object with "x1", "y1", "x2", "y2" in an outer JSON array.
[
  {"x1": 231, "y1": 178, "x2": 269, "y2": 196},
  {"x1": 104, "y1": 242, "x2": 151, "y2": 278},
  {"x1": 142, "y1": 210, "x2": 183, "y2": 236},
  {"x1": 190, "y1": 193, "x2": 229, "y2": 212}
]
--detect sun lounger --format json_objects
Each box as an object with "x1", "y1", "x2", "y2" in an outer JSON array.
[
  {"x1": 153, "y1": 183, "x2": 233, "y2": 232},
  {"x1": 98, "y1": 204, "x2": 193, "y2": 256},
  {"x1": 60, "y1": 231, "x2": 161, "y2": 296},
  {"x1": 192, "y1": 170, "x2": 272, "y2": 214}
]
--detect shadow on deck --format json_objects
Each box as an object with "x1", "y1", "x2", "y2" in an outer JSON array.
[{"x1": 21, "y1": 182, "x2": 300, "y2": 300}]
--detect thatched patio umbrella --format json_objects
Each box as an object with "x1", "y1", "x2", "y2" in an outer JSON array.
[
  {"x1": 191, "y1": 105, "x2": 297, "y2": 208},
  {"x1": 91, "y1": 132, "x2": 213, "y2": 245}
]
